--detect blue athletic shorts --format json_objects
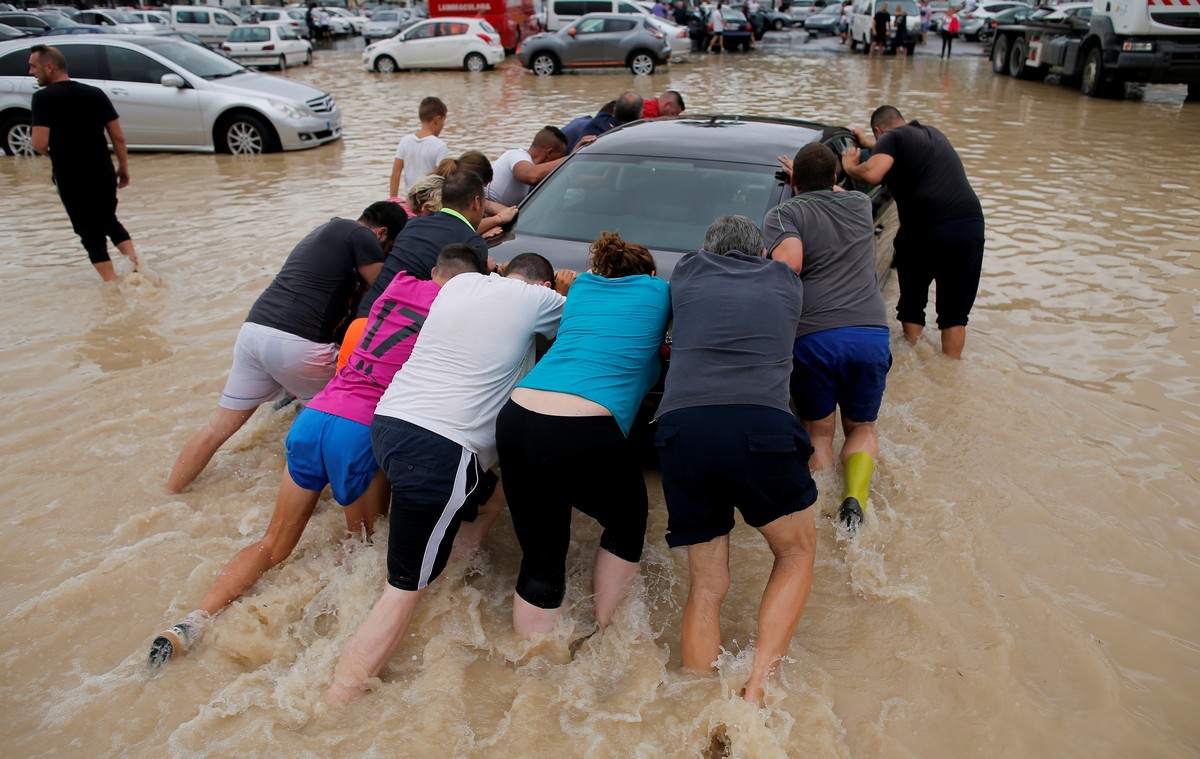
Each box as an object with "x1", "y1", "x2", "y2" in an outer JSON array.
[
  {"x1": 656, "y1": 405, "x2": 817, "y2": 548},
  {"x1": 285, "y1": 408, "x2": 377, "y2": 506},
  {"x1": 790, "y1": 327, "x2": 891, "y2": 423}
]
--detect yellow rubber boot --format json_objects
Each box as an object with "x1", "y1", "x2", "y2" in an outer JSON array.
[{"x1": 838, "y1": 452, "x2": 875, "y2": 531}]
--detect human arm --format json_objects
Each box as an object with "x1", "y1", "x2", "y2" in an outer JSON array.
[
  {"x1": 389, "y1": 158, "x2": 403, "y2": 198},
  {"x1": 512, "y1": 157, "x2": 563, "y2": 188},
  {"x1": 850, "y1": 126, "x2": 876, "y2": 149},
  {"x1": 769, "y1": 237, "x2": 803, "y2": 274},
  {"x1": 357, "y1": 261, "x2": 382, "y2": 287},
  {"x1": 31, "y1": 126, "x2": 49, "y2": 155},
  {"x1": 841, "y1": 145, "x2": 893, "y2": 185},
  {"x1": 554, "y1": 269, "x2": 577, "y2": 295},
  {"x1": 477, "y1": 204, "x2": 517, "y2": 238},
  {"x1": 106, "y1": 119, "x2": 130, "y2": 188}
]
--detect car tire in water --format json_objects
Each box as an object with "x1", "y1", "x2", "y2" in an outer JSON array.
[
  {"x1": 991, "y1": 34, "x2": 1009, "y2": 75},
  {"x1": 217, "y1": 112, "x2": 278, "y2": 155},
  {"x1": 531, "y1": 52, "x2": 558, "y2": 75},
  {"x1": 1, "y1": 113, "x2": 35, "y2": 157},
  {"x1": 375, "y1": 54, "x2": 397, "y2": 73},
  {"x1": 464, "y1": 52, "x2": 486, "y2": 72},
  {"x1": 629, "y1": 50, "x2": 655, "y2": 75},
  {"x1": 772, "y1": 17, "x2": 784, "y2": 30},
  {"x1": 1080, "y1": 46, "x2": 1121, "y2": 98}
]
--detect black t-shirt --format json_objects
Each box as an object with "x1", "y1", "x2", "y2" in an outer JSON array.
[
  {"x1": 246, "y1": 218, "x2": 385, "y2": 343},
  {"x1": 358, "y1": 211, "x2": 489, "y2": 317},
  {"x1": 874, "y1": 9, "x2": 890, "y2": 35},
  {"x1": 30, "y1": 80, "x2": 117, "y2": 182},
  {"x1": 873, "y1": 120, "x2": 983, "y2": 229}
]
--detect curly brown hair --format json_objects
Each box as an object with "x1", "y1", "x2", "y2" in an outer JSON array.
[{"x1": 589, "y1": 231, "x2": 656, "y2": 279}]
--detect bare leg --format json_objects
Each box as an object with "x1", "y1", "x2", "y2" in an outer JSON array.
[
  {"x1": 593, "y1": 547, "x2": 638, "y2": 630},
  {"x1": 342, "y1": 469, "x2": 389, "y2": 539},
  {"x1": 450, "y1": 478, "x2": 506, "y2": 562},
  {"x1": 743, "y1": 508, "x2": 816, "y2": 705},
  {"x1": 801, "y1": 412, "x2": 837, "y2": 473},
  {"x1": 167, "y1": 406, "x2": 257, "y2": 493},
  {"x1": 195, "y1": 466, "x2": 321, "y2": 616},
  {"x1": 940, "y1": 325, "x2": 965, "y2": 359},
  {"x1": 901, "y1": 321, "x2": 923, "y2": 346},
  {"x1": 116, "y1": 238, "x2": 139, "y2": 271},
  {"x1": 681, "y1": 535, "x2": 730, "y2": 671},
  {"x1": 512, "y1": 591, "x2": 557, "y2": 636},
  {"x1": 326, "y1": 584, "x2": 428, "y2": 704},
  {"x1": 840, "y1": 418, "x2": 879, "y2": 462},
  {"x1": 93, "y1": 261, "x2": 118, "y2": 282}
]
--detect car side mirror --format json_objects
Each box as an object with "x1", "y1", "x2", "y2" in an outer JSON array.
[
  {"x1": 568, "y1": 26, "x2": 576, "y2": 35},
  {"x1": 161, "y1": 73, "x2": 185, "y2": 88}
]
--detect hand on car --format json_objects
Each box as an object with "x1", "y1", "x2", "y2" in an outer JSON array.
[
  {"x1": 841, "y1": 145, "x2": 862, "y2": 170},
  {"x1": 554, "y1": 269, "x2": 578, "y2": 295},
  {"x1": 776, "y1": 155, "x2": 793, "y2": 179},
  {"x1": 574, "y1": 135, "x2": 597, "y2": 151},
  {"x1": 850, "y1": 126, "x2": 875, "y2": 148}
]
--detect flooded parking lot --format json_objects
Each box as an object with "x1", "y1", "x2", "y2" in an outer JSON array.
[{"x1": 2, "y1": 31, "x2": 1198, "y2": 757}]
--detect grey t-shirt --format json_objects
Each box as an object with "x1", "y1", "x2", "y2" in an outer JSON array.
[
  {"x1": 762, "y1": 190, "x2": 887, "y2": 338},
  {"x1": 246, "y1": 218, "x2": 384, "y2": 344},
  {"x1": 657, "y1": 250, "x2": 802, "y2": 418}
]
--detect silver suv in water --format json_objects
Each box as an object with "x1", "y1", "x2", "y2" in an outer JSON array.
[{"x1": 0, "y1": 35, "x2": 342, "y2": 155}]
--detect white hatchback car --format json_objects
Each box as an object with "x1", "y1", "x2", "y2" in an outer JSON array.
[
  {"x1": 222, "y1": 22, "x2": 312, "y2": 69},
  {"x1": 362, "y1": 17, "x2": 505, "y2": 72}
]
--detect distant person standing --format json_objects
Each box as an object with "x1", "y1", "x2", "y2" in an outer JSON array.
[
  {"x1": 389, "y1": 96, "x2": 450, "y2": 199},
  {"x1": 673, "y1": 0, "x2": 689, "y2": 25},
  {"x1": 940, "y1": 6, "x2": 958, "y2": 57},
  {"x1": 305, "y1": 3, "x2": 317, "y2": 39},
  {"x1": 28, "y1": 44, "x2": 139, "y2": 282},
  {"x1": 919, "y1": 0, "x2": 931, "y2": 43},
  {"x1": 707, "y1": 2, "x2": 725, "y2": 52},
  {"x1": 843, "y1": 105, "x2": 984, "y2": 359},
  {"x1": 764, "y1": 143, "x2": 891, "y2": 531},
  {"x1": 652, "y1": 0, "x2": 668, "y2": 17},
  {"x1": 894, "y1": 5, "x2": 908, "y2": 56},
  {"x1": 839, "y1": 1, "x2": 850, "y2": 43},
  {"x1": 871, "y1": 2, "x2": 889, "y2": 55}
]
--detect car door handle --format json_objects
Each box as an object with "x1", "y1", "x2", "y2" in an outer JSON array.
[{"x1": 111, "y1": 87, "x2": 130, "y2": 96}]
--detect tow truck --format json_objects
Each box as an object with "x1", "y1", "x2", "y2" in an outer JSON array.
[{"x1": 988, "y1": 0, "x2": 1200, "y2": 99}]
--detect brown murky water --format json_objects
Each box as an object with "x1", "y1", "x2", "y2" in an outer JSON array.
[{"x1": 2, "y1": 33, "x2": 1198, "y2": 758}]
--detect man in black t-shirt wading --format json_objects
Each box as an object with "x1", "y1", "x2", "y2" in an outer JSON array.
[
  {"x1": 842, "y1": 105, "x2": 985, "y2": 359},
  {"x1": 166, "y1": 202, "x2": 407, "y2": 494},
  {"x1": 28, "y1": 44, "x2": 139, "y2": 282}
]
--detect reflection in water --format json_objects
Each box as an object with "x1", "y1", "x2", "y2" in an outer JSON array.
[{"x1": 0, "y1": 37, "x2": 1198, "y2": 758}]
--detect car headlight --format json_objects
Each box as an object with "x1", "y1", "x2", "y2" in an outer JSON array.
[{"x1": 268, "y1": 99, "x2": 310, "y2": 119}]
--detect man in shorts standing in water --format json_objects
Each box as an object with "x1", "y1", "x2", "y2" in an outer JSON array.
[
  {"x1": 28, "y1": 44, "x2": 139, "y2": 282},
  {"x1": 655, "y1": 215, "x2": 817, "y2": 706},
  {"x1": 843, "y1": 105, "x2": 985, "y2": 358}
]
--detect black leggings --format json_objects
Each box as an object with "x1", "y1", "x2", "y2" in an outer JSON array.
[
  {"x1": 58, "y1": 178, "x2": 129, "y2": 264},
  {"x1": 496, "y1": 400, "x2": 648, "y2": 610},
  {"x1": 940, "y1": 31, "x2": 954, "y2": 57}
]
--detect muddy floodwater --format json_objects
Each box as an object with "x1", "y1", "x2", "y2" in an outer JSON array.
[{"x1": 2, "y1": 33, "x2": 1198, "y2": 758}]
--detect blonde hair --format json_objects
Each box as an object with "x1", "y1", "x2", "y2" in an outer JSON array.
[{"x1": 407, "y1": 174, "x2": 445, "y2": 215}]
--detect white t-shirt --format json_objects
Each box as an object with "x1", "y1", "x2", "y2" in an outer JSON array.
[
  {"x1": 487, "y1": 148, "x2": 534, "y2": 207},
  {"x1": 394, "y1": 134, "x2": 450, "y2": 194},
  {"x1": 710, "y1": 7, "x2": 725, "y2": 32},
  {"x1": 374, "y1": 273, "x2": 566, "y2": 469}
]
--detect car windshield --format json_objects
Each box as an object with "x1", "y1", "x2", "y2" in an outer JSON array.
[
  {"x1": 42, "y1": 14, "x2": 79, "y2": 27},
  {"x1": 375, "y1": 11, "x2": 398, "y2": 21},
  {"x1": 516, "y1": 154, "x2": 782, "y2": 253},
  {"x1": 137, "y1": 38, "x2": 248, "y2": 78},
  {"x1": 107, "y1": 10, "x2": 140, "y2": 23}
]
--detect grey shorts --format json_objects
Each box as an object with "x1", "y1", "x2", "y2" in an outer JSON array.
[{"x1": 219, "y1": 322, "x2": 337, "y2": 411}]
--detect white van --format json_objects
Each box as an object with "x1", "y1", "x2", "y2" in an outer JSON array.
[
  {"x1": 544, "y1": 0, "x2": 645, "y2": 32},
  {"x1": 849, "y1": 0, "x2": 920, "y2": 52},
  {"x1": 169, "y1": 5, "x2": 241, "y2": 46}
]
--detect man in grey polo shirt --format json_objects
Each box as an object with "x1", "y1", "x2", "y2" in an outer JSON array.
[
  {"x1": 655, "y1": 215, "x2": 817, "y2": 706},
  {"x1": 764, "y1": 142, "x2": 891, "y2": 532}
]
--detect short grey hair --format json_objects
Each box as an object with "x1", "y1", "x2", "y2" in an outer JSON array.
[{"x1": 703, "y1": 215, "x2": 762, "y2": 256}]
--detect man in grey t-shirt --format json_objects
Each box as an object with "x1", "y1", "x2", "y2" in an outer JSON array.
[
  {"x1": 763, "y1": 142, "x2": 891, "y2": 531},
  {"x1": 655, "y1": 215, "x2": 817, "y2": 707}
]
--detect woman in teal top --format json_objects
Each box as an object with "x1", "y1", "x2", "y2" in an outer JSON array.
[{"x1": 495, "y1": 231, "x2": 670, "y2": 637}]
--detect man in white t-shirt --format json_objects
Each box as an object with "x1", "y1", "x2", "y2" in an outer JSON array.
[
  {"x1": 707, "y1": 2, "x2": 726, "y2": 52},
  {"x1": 389, "y1": 96, "x2": 450, "y2": 198},
  {"x1": 486, "y1": 125, "x2": 572, "y2": 208},
  {"x1": 325, "y1": 252, "x2": 577, "y2": 704}
]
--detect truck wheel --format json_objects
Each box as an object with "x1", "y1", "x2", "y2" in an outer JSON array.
[
  {"x1": 1081, "y1": 46, "x2": 1121, "y2": 98},
  {"x1": 992, "y1": 35, "x2": 1009, "y2": 75}
]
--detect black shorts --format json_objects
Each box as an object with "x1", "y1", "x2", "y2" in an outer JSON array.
[
  {"x1": 496, "y1": 400, "x2": 648, "y2": 610},
  {"x1": 655, "y1": 405, "x2": 817, "y2": 548},
  {"x1": 893, "y1": 217, "x2": 985, "y2": 329},
  {"x1": 56, "y1": 174, "x2": 130, "y2": 265},
  {"x1": 371, "y1": 415, "x2": 493, "y2": 591}
]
